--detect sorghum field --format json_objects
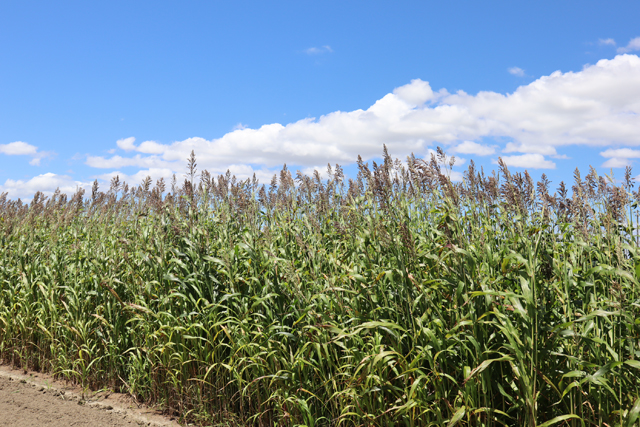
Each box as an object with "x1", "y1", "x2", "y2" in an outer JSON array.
[{"x1": 1, "y1": 148, "x2": 639, "y2": 426}]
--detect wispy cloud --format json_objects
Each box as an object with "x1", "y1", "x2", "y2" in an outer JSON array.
[
  {"x1": 617, "y1": 37, "x2": 640, "y2": 53},
  {"x1": 599, "y1": 38, "x2": 616, "y2": 46},
  {"x1": 0, "y1": 141, "x2": 54, "y2": 166},
  {"x1": 508, "y1": 67, "x2": 525, "y2": 77},
  {"x1": 304, "y1": 45, "x2": 333, "y2": 55}
]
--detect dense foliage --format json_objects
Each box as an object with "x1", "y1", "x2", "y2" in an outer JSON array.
[{"x1": 1, "y1": 148, "x2": 639, "y2": 426}]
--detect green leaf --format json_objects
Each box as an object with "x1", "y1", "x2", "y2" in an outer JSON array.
[
  {"x1": 625, "y1": 397, "x2": 640, "y2": 427},
  {"x1": 464, "y1": 356, "x2": 513, "y2": 384},
  {"x1": 447, "y1": 406, "x2": 465, "y2": 427},
  {"x1": 538, "y1": 414, "x2": 582, "y2": 427},
  {"x1": 561, "y1": 381, "x2": 581, "y2": 399},
  {"x1": 624, "y1": 360, "x2": 640, "y2": 370},
  {"x1": 562, "y1": 370, "x2": 586, "y2": 379}
]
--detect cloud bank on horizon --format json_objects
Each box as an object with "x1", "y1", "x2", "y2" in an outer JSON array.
[{"x1": 2, "y1": 54, "x2": 640, "y2": 200}]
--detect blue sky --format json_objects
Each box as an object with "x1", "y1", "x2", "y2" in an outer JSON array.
[{"x1": 1, "y1": 1, "x2": 640, "y2": 199}]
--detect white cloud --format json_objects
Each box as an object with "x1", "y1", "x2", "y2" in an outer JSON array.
[
  {"x1": 617, "y1": 37, "x2": 640, "y2": 53},
  {"x1": 0, "y1": 165, "x2": 284, "y2": 202},
  {"x1": 446, "y1": 55, "x2": 640, "y2": 148},
  {"x1": 453, "y1": 141, "x2": 495, "y2": 156},
  {"x1": 495, "y1": 154, "x2": 556, "y2": 169},
  {"x1": 114, "y1": 137, "x2": 177, "y2": 155},
  {"x1": 304, "y1": 45, "x2": 333, "y2": 55},
  {"x1": 425, "y1": 148, "x2": 465, "y2": 167},
  {"x1": 393, "y1": 78, "x2": 443, "y2": 106},
  {"x1": 600, "y1": 147, "x2": 640, "y2": 158},
  {"x1": 602, "y1": 157, "x2": 632, "y2": 168},
  {"x1": 95, "y1": 164, "x2": 283, "y2": 191},
  {"x1": 0, "y1": 173, "x2": 91, "y2": 201},
  {"x1": 508, "y1": 67, "x2": 525, "y2": 77},
  {"x1": 116, "y1": 137, "x2": 137, "y2": 151},
  {"x1": 300, "y1": 166, "x2": 325, "y2": 178},
  {"x1": 449, "y1": 171, "x2": 464, "y2": 182},
  {"x1": 599, "y1": 147, "x2": 640, "y2": 168},
  {"x1": 86, "y1": 154, "x2": 171, "y2": 169},
  {"x1": 83, "y1": 54, "x2": 640, "y2": 181},
  {"x1": 503, "y1": 142, "x2": 558, "y2": 156},
  {"x1": 94, "y1": 168, "x2": 175, "y2": 187},
  {"x1": 599, "y1": 38, "x2": 616, "y2": 46},
  {"x1": 0, "y1": 141, "x2": 38, "y2": 155},
  {"x1": 0, "y1": 141, "x2": 53, "y2": 166},
  {"x1": 137, "y1": 141, "x2": 166, "y2": 154}
]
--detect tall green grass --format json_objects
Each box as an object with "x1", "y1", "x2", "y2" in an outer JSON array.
[{"x1": 1, "y1": 148, "x2": 639, "y2": 426}]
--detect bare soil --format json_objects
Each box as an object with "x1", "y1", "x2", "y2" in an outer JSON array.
[{"x1": 0, "y1": 364, "x2": 182, "y2": 427}]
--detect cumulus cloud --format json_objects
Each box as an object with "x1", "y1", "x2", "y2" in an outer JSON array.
[
  {"x1": 94, "y1": 168, "x2": 176, "y2": 187},
  {"x1": 617, "y1": 37, "x2": 640, "y2": 53},
  {"x1": 602, "y1": 157, "x2": 633, "y2": 168},
  {"x1": 0, "y1": 173, "x2": 90, "y2": 201},
  {"x1": 0, "y1": 141, "x2": 53, "y2": 166},
  {"x1": 508, "y1": 67, "x2": 525, "y2": 76},
  {"x1": 7, "y1": 54, "x2": 640, "y2": 201},
  {"x1": 86, "y1": 154, "x2": 171, "y2": 169},
  {"x1": 600, "y1": 147, "x2": 640, "y2": 168},
  {"x1": 115, "y1": 137, "x2": 165, "y2": 154},
  {"x1": 503, "y1": 142, "x2": 558, "y2": 156},
  {"x1": 0, "y1": 141, "x2": 38, "y2": 156},
  {"x1": 116, "y1": 137, "x2": 136, "y2": 151},
  {"x1": 453, "y1": 141, "x2": 495, "y2": 156},
  {"x1": 600, "y1": 147, "x2": 640, "y2": 158},
  {"x1": 393, "y1": 78, "x2": 443, "y2": 106},
  {"x1": 94, "y1": 165, "x2": 280, "y2": 190},
  {"x1": 495, "y1": 154, "x2": 556, "y2": 169},
  {"x1": 304, "y1": 45, "x2": 333, "y2": 55},
  {"x1": 82, "y1": 54, "x2": 639, "y2": 182}
]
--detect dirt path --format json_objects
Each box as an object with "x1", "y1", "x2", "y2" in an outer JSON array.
[{"x1": 0, "y1": 365, "x2": 182, "y2": 427}]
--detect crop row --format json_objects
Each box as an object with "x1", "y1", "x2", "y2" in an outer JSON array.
[{"x1": 0, "y1": 149, "x2": 639, "y2": 426}]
